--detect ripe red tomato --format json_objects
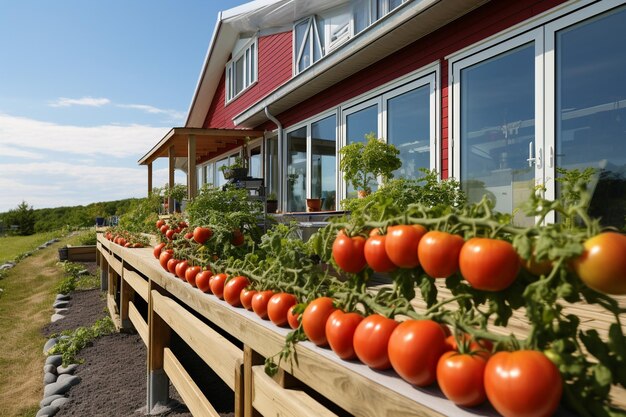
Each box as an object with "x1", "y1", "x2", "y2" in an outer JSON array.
[
  {"x1": 159, "y1": 251, "x2": 173, "y2": 271},
  {"x1": 160, "y1": 225, "x2": 169, "y2": 234},
  {"x1": 209, "y1": 273, "x2": 228, "y2": 299},
  {"x1": 332, "y1": 233, "x2": 367, "y2": 273},
  {"x1": 301, "y1": 297, "x2": 336, "y2": 346},
  {"x1": 267, "y1": 293, "x2": 297, "y2": 326},
  {"x1": 185, "y1": 266, "x2": 202, "y2": 287},
  {"x1": 484, "y1": 350, "x2": 562, "y2": 417},
  {"x1": 385, "y1": 224, "x2": 427, "y2": 268},
  {"x1": 573, "y1": 232, "x2": 626, "y2": 294},
  {"x1": 193, "y1": 226, "x2": 213, "y2": 244},
  {"x1": 437, "y1": 351, "x2": 488, "y2": 407},
  {"x1": 325, "y1": 310, "x2": 363, "y2": 360},
  {"x1": 459, "y1": 238, "x2": 520, "y2": 291},
  {"x1": 353, "y1": 314, "x2": 398, "y2": 370},
  {"x1": 195, "y1": 270, "x2": 213, "y2": 293},
  {"x1": 156, "y1": 219, "x2": 165, "y2": 229},
  {"x1": 287, "y1": 305, "x2": 300, "y2": 329},
  {"x1": 240, "y1": 289, "x2": 257, "y2": 310},
  {"x1": 175, "y1": 260, "x2": 188, "y2": 280},
  {"x1": 417, "y1": 231, "x2": 465, "y2": 278},
  {"x1": 165, "y1": 229, "x2": 177, "y2": 241},
  {"x1": 387, "y1": 319, "x2": 446, "y2": 386},
  {"x1": 251, "y1": 290, "x2": 274, "y2": 319},
  {"x1": 166, "y1": 258, "x2": 179, "y2": 274},
  {"x1": 364, "y1": 235, "x2": 396, "y2": 272},
  {"x1": 184, "y1": 232, "x2": 193, "y2": 240},
  {"x1": 231, "y1": 229, "x2": 245, "y2": 246},
  {"x1": 223, "y1": 276, "x2": 250, "y2": 307}
]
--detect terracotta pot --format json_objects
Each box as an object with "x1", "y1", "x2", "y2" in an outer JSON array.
[
  {"x1": 357, "y1": 190, "x2": 370, "y2": 199},
  {"x1": 266, "y1": 200, "x2": 278, "y2": 214},
  {"x1": 306, "y1": 198, "x2": 322, "y2": 212}
]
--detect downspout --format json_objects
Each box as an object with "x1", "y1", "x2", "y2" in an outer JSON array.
[{"x1": 264, "y1": 107, "x2": 283, "y2": 212}]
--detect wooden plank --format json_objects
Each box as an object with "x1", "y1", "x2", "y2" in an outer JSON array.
[
  {"x1": 129, "y1": 301, "x2": 148, "y2": 346},
  {"x1": 163, "y1": 348, "x2": 221, "y2": 417},
  {"x1": 244, "y1": 346, "x2": 263, "y2": 417},
  {"x1": 109, "y1": 255, "x2": 123, "y2": 276},
  {"x1": 235, "y1": 360, "x2": 244, "y2": 417},
  {"x1": 124, "y1": 268, "x2": 149, "y2": 301},
  {"x1": 148, "y1": 283, "x2": 171, "y2": 372},
  {"x1": 251, "y1": 366, "x2": 338, "y2": 417},
  {"x1": 107, "y1": 293, "x2": 121, "y2": 331},
  {"x1": 152, "y1": 290, "x2": 242, "y2": 390}
]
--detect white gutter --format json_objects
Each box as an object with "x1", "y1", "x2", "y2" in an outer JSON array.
[{"x1": 264, "y1": 107, "x2": 283, "y2": 212}]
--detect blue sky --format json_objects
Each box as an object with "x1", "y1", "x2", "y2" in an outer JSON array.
[{"x1": 0, "y1": 0, "x2": 247, "y2": 212}]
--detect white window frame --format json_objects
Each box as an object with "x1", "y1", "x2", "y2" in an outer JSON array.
[
  {"x1": 283, "y1": 110, "x2": 339, "y2": 210},
  {"x1": 447, "y1": 0, "x2": 623, "y2": 223},
  {"x1": 247, "y1": 137, "x2": 264, "y2": 179},
  {"x1": 293, "y1": 16, "x2": 325, "y2": 76},
  {"x1": 225, "y1": 37, "x2": 258, "y2": 104}
]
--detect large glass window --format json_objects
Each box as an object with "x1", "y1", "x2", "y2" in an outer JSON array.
[
  {"x1": 295, "y1": 17, "x2": 324, "y2": 74},
  {"x1": 287, "y1": 127, "x2": 307, "y2": 212},
  {"x1": 556, "y1": 6, "x2": 626, "y2": 229},
  {"x1": 460, "y1": 43, "x2": 535, "y2": 224},
  {"x1": 249, "y1": 144, "x2": 262, "y2": 179},
  {"x1": 265, "y1": 136, "x2": 279, "y2": 199},
  {"x1": 311, "y1": 115, "x2": 337, "y2": 210},
  {"x1": 387, "y1": 85, "x2": 431, "y2": 179},
  {"x1": 214, "y1": 157, "x2": 229, "y2": 188},
  {"x1": 345, "y1": 103, "x2": 379, "y2": 196}
]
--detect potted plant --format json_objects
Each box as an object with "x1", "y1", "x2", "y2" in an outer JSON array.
[
  {"x1": 266, "y1": 192, "x2": 278, "y2": 214},
  {"x1": 165, "y1": 183, "x2": 188, "y2": 212},
  {"x1": 306, "y1": 198, "x2": 322, "y2": 212},
  {"x1": 339, "y1": 133, "x2": 402, "y2": 197},
  {"x1": 220, "y1": 137, "x2": 251, "y2": 181}
]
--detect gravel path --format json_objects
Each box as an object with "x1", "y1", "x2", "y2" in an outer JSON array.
[{"x1": 41, "y1": 271, "x2": 234, "y2": 417}]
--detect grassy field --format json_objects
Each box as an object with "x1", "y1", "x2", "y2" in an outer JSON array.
[
  {"x1": 0, "y1": 232, "x2": 89, "y2": 417},
  {"x1": 0, "y1": 232, "x2": 61, "y2": 265}
]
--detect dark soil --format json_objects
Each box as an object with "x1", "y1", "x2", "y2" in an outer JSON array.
[{"x1": 43, "y1": 263, "x2": 235, "y2": 417}]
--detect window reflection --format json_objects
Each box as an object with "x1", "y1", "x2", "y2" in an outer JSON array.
[
  {"x1": 345, "y1": 104, "x2": 378, "y2": 196},
  {"x1": 265, "y1": 137, "x2": 279, "y2": 199},
  {"x1": 311, "y1": 115, "x2": 337, "y2": 210},
  {"x1": 388, "y1": 85, "x2": 430, "y2": 179},
  {"x1": 287, "y1": 127, "x2": 307, "y2": 212},
  {"x1": 556, "y1": 6, "x2": 626, "y2": 229}
]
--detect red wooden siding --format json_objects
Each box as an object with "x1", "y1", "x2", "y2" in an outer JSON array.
[
  {"x1": 273, "y1": 0, "x2": 566, "y2": 179},
  {"x1": 203, "y1": 30, "x2": 293, "y2": 129}
]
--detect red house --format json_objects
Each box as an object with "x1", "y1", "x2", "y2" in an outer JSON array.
[{"x1": 140, "y1": 0, "x2": 626, "y2": 227}]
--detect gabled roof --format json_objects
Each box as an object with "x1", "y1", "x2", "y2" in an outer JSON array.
[{"x1": 186, "y1": 0, "x2": 489, "y2": 129}]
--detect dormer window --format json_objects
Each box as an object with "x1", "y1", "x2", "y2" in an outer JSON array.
[
  {"x1": 294, "y1": 0, "x2": 408, "y2": 76},
  {"x1": 226, "y1": 37, "x2": 257, "y2": 103}
]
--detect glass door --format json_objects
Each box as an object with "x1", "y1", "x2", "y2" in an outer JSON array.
[{"x1": 453, "y1": 30, "x2": 543, "y2": 226}]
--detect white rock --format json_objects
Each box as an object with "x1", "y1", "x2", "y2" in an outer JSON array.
[{"x1": 50, "y1": 314, "x2": 65, "y2": 323}]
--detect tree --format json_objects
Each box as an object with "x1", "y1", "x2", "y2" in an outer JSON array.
[{"x1": 6, "y1": 201, "x2": 35, "y2": 235}]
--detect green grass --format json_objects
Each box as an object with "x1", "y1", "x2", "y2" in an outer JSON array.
[
  {"x1": 0, "y1": 230, "x2": 97, "y2": 417},
  {"x1": 0, "y1": 231, "x2": 60, "y2": 264}
]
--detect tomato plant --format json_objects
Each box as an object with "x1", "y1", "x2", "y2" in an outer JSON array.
[
  {"x1": 385, "y1": 224, "x2": 427, "y2": 268},
  {"x1": 387, "y1": 320, "x2": 446, "y2": 386},
  {"x1": 484, "y1": 350, "x2": 562, "y2": 417},
  {"x1": 572, "y1": 232, "x2": 626, "y2": 295},
  {"x1": 209, "y1": 273, "x2": 228, "y2": 299},
  {"x1": 332, "y1": 233, "x2": 367, "y2": 273},
  {"x1": 353, "y1": 314, "x2": 398, "y2": 370},
  {"x1": 223, "y1": 276, "x2": 250, "y2": 307},
  {"x1": 417, "y1": 231, "x2": 464, "y2": 278},
  {"x1": 267, "y1": 293, "x2": 297, "y2": 327},
  {"x1": 252, "y1": 290, "x2": 274, "y2": 319},
  {"x1": 325, "y1": 310, "x2": 363, "y2": 360},
  {"x1": 195, "y1": 270, "x2": 213, "y2": 293},
  {"x1": 364, "y1": 234, "x2": 396, "y2": 273},
  {"x1": 459, "y1": 238, "x2": 520, "y2": 291},
  {"x1": 302, "y1": 297, "x2": 336, "y2": 346},
  {"x1": 436, "y1": 351, "x2": 487, "y2": 407}
]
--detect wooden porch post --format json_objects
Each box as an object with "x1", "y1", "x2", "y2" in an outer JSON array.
[
  {"x1": 187, "y1": 134, "x2": 197, "y2": 200},
  {"x1": 147, "y1": 162, "x2": 153, "y2": 196},
  {"x1": 168, "y1": 145, "x2": 175, "y2": 214}
]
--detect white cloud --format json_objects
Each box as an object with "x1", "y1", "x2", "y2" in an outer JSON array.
[
  {"x1": 0, "y1": 113, "x2": 169, "y2": 158},
  {"x1": 0, "y1": 162, "x2": 172, "y2": 212},
  {"x1": 0, "y1": 145, "x2": 45, "y2": 159},
  {"x1": 117, "y1": 104, "x2": 185, "y2": 121},
  {"x1": 49, "y1": 97, "x2": 111, "y2": 108}
]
